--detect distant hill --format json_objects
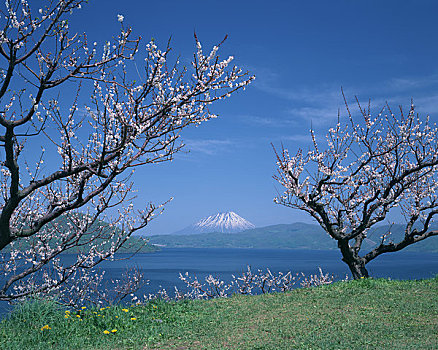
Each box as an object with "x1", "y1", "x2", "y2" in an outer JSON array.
[
  {"x1": 365, "y1": 224, "x2": 438, "y2": 253},
  {"x1": 149, "y1": 222, "x2": 438, "y2": 252},
  {"x1": 3, "y1": 213, "x2": 159, "y2": 254},
  {"x1": 150, "y1": 222, "x2": 336, "y2": 250}
]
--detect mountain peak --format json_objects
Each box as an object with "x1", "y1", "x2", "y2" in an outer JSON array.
[{"x1": 174, "y1": 211, "x2": 255, "y2": 235}]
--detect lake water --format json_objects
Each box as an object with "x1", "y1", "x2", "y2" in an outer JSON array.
[{"x1": 1, "y1": 248, "x2": 437, "y2": 317}]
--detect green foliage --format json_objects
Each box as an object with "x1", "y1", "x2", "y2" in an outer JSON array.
[{"x1": 1, "y1": 277, "x2": 437, "y2": 349}]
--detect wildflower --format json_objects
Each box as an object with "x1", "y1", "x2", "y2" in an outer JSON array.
[
  {"x1": 117, "y1": 14, "x2": 124, "y2": 22},
  {"x1": 64, "y1": 315, "x2": 69, "y2": 319},
  {"x1": 103, "y1": 330, "x2": 110, "y2": 334},
  {"x1": 41, "y1": 325, "x2": 51, "y2": 331},
  {"x1": 131, "y1": 317, "x2": 137, "y2": 321},
  {"x1": 65, "y1": 310, "x2": 70, "y2": 314},
  {"x1": 76, "y1": 315, "x2": 81, "y2": 318},
  {"x1": 100, "y1": 307, "x2": 105, "y2": 311},
  {"x1": 152, "y1": 305, "x2": 157, "y2": 309},
  {"x1": 111, "y1": 329, "x2": 117, "y2": 333},
  {"x1": 81, "y1": 306, "x2": 86, "y2": 309},
  {"x1": 122, "y1": 308, "x2": 129, "y2": 312}
]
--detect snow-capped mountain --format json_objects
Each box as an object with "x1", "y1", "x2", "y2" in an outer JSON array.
[{"x1": 173, "y1": 211, "x2": 255, "y2": 235}]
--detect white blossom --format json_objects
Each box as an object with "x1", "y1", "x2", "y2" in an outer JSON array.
[{"x1": 0, "y1": 0, "x2": 253, "y2": 303}]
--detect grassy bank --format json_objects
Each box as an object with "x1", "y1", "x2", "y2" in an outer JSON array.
[{"x1": 1, "y1": 278, "x2": 437, "y2": 349}]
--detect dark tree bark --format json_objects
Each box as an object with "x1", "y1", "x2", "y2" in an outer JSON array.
[{"x1": 338, "y1": 240, "x2": 369, "y2": 278}]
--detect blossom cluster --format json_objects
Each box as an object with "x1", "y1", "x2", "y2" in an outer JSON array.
[
  {"x1": 274, "y1": 97, "x2": 438, "y2": 277},
  {"x1": 139, "y1": 266, "x2": 336, "y2": 301},
  {"x1": 0, "y1": 0, "x2": 254, "y2": 303}
]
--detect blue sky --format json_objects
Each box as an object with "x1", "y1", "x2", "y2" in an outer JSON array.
[{"x1": 66, "y1": 0, "x2": 438, "y2": 234}]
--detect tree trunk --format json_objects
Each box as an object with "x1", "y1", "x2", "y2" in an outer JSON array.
[
  {"x1": 338, "y1": 240, "x2": 369, "y2": 279},
  {"x1": 0, "y1": 227, "x2": 11, "y2": 251},
  {"x1": 344, "y1": 258, "x2": 369, "y2": 279}
]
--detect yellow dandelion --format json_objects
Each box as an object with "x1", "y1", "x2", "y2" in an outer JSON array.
[
  {"x1": 152, "y1": 305, "x2": 157, "y2": 309},
  {"x1": 97, "y1": 314, "x2": 101, "y2": 317},
  {"x1": 122, "y1": 308, "x2": 129, "y2": 312},
  {"x1": 115, "y1": 316, "x2": 118, "y2": 318},
  {"x1": 65, "y1": 310, "x2": 70, "y2": 314},
  {"x1": 111, "y1": 329, "x2": 117, "y2": 333},
  {"x1": 103, "y1": 330, "x2": 110, "y2": 334},
  {"x1": 81, "y1": 306, "x2": 86, "y2": 309},
  {"x1": 64, "y1": 315, "x2": 69, "y2": 319},
  {"x1": 93, "y1": 311, "x2": 97, "y2": 314},
  {"x1": 40, "y1": 325, "x2": 51, "y2": 331},
  {"x1": 131, "y1": 317, "x2": 137, "y2": 321},
  {"x1": 100, "y1": 307, "x2": 105, "y2": 311},
  {"x1": 76, "y1": 315, "x2": 81, "y2": 318}
]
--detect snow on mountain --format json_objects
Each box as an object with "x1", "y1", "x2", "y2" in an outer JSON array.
[{"x1": 173, "y1": 211, "x2": 255, "y2": 235}]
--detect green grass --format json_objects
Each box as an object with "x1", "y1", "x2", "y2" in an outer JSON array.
[{"x1": 1, "y1": 278, "x2": 437, "y2": 349}]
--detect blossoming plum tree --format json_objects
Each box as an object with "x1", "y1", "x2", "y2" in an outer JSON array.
[
  {"x1": 0, "y1": 0, "x2": 253, "y2": 303},
  {"x1": 274, "y1": 95, "x2": 438, "y2": 279}
]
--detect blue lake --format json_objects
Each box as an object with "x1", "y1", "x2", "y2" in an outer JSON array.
[{"x1": 1, "y1": 248, "x2": 437, "y2": 317}]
